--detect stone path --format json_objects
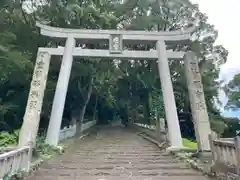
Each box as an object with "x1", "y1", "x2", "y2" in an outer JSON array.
[{"x1": 27, "y1": 126, "x2": 213, "y2": 180}]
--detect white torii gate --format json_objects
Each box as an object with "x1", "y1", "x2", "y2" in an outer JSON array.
[{"x1": 18, "y1": 22, "x2": 211, "y2": 152}]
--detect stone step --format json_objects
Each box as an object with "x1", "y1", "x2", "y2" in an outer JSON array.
[
  {"x1": 57, "y1": 157, "x2": 176, "y2": 162},
  {"x1": 56, "y1": 159, "x2": 180, "y2": 164},
  {"x1": 36, "y1": 168, "x2": 202, "y2": 176},
  {"x1": 43, "y1": 163, "x2": 189, "y2": 169},
  {"x1": 26, "y1": 127, "x2": 213, "y2": 180},
  {"x1": 31, "y1": 175, "x2": 209, "y2": 180}
]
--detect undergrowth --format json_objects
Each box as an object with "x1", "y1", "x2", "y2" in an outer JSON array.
[
  {"x1": 0, "y1": 130, "x2": 19, "y2": 147},
  {"x1": 35, "y1": 136, "x2": 61, "y2": 157},
  {"x1": 3, "y1": 170, "x2": 25, "y2": 180}
]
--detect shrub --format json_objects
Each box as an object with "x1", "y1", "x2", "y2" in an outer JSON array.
[
  {"x1": 3, "y1": 170, "x2": 24, "y2": 180},
  {"x1": 35, "y1": 136, "x2": 60, "y2": 157},
  {"x1": 0, "y1": 130, "x2": 19, "y2": 147},
  {"x1": 210, "y1": 120, "x2": 226, "y2": 135}
]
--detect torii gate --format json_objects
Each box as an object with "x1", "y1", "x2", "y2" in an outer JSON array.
[{"x1": 18, "y1": 22, "x2": 211, "y2": 152}]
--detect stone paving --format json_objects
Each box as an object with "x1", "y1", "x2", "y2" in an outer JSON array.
[{"x1": 27, "y1": 126, "x2": 214, "y2": 180}]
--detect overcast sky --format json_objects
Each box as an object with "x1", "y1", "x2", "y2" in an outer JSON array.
[
  {"x1": 190, "y1": 0, "x2": 240, "y2": 117},
  {"x1": 191, "y1": 0, "x2": 240, "y2": 82}
]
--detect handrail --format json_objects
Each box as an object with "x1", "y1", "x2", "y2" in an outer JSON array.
[
  {"x1": 0, "y1": 120, "x2": 97, "y2": 178},
  {"x1": 209, "y1": 134, "x2": 240, "y2": 174},
  {"x1": 59, "y1": 120, "x2": 96, "y2": 141},
  {"x1": 0, "y1": 146, "x2": 31, "y2": 179}
]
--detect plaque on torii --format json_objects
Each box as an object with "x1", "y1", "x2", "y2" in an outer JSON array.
[{"x1": 109, "y1": 34, "x2": 123, "y2": 54}]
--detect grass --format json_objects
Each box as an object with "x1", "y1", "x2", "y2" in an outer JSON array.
[{"x1": 182, "y1": 138, "x2": 197, "y2": 149}]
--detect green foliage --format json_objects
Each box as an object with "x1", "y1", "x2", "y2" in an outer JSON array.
[
  {"x1": 210, "y1": 120, "x2": 226, "y2": 135},
  {"x1": 150, "y1": 89, "x2": 165, "y2": 121},
  {"x1": 182, "y1": 138, "x2": 197, "y2": 149},
  {"x1": 3, "y1": 170, "x2": 24, "y2": 180},
  {"x1": 224, "y1": 73, "x2": 240, "y2": 110},
  {"x1": 222, "y1": 117, "x2": 240, "y2": 137},
  {"x1": 0, "y1": 130, "x2": 19, "y2": 147},
  {"x1": 35, "y1": 136, "x2": 60, "y2": 157}
]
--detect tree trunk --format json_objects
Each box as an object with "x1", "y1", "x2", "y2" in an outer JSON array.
[
  {"x1": 75, "y1": 78, "x2": 93, "y2": 136},
  {"x1": 146, "y1": 90, "x2": 151, "y2": 124},
  {"x1": 129, "y1": 108, "x2": 135, "y2": 127},
  {"x1": 75, "y1": 105, "x2": 87, "y2": 135},
  {"x1": 93, "y1": 96, "x2": 98, "y2": 121},
  {"x1": 70, "y1": 110, "x2": 77, "y2": 125}
]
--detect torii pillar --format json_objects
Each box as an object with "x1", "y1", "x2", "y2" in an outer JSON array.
[
  {"x1": 184, "y1": 52, "x2": 211, "y2": 151},
  {"x1": 157, "y1": 41, "x2": 183, "y2": 148}
]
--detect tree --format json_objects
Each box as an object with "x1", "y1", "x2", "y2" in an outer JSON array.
[
  {"x1": 224, "y1": 73, "x2": 240, "y2": 110},
  {"x1": 0, "y1": 29, "x2": 33, "y2": 131}
]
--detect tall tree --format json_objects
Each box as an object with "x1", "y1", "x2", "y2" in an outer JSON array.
[{"x1": 224, "y1": 73, "x2": 240, "y2": 110}]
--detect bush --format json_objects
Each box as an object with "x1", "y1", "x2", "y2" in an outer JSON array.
[
  {"x1": 210, "y1": 120, "x2": 226, "y2": 135},
  {"x1": 3, "y1": 170, "x2": 24, "y2": 180},
  {"x1": 0, "y1": 130, "x2": 19, "y2": 147},
  {"x1": 35, "y1": 136, "x2": 60, "y2": 157},
  {"x1": 222, "y1": 117, "x2": 240, "y2": 137}
]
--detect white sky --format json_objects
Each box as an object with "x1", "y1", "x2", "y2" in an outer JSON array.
[{"x1": 191, "y1": 0, "x2": 240, "y2": 83}]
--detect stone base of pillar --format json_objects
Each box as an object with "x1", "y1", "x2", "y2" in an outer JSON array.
[
  {"x1": 166, "y1": 146, "x2": 196, "y2": 153},
  {"x1": 192, "y1": 150, "x2": 213, "y2": 160}
]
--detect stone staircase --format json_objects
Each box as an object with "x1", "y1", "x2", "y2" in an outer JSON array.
[{"x1": 26, "y1": 126, "x2": 213, "y2": 180}]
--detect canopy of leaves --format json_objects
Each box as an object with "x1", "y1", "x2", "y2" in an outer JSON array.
[{"x1": 224, "y1": 74, "x2": 240, "y2": 110}]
